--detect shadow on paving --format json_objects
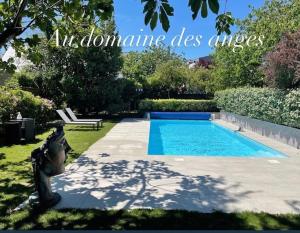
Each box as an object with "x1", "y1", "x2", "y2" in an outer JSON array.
[
  {"x1": 1, "y1": 157, "x2": 300, "y2": 230},
  {"x1": 52, "y1": 157, "x2": 254, "y2": 211},
  {"x1": 286, "y1": 200, "x2": 300, "y2": 213}
]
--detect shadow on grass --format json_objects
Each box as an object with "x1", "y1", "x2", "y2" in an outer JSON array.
[
  {"x1": 0, "y1": 120, "x2": 121, "y2": 229},
  {"x1": 2, "y1": 207, "x2": 300, "y2": 230},
  {"x1": 0, "y1": 153, "x2": 5, "y2": 160},
  {"x1": 0, "y1": 160, "x2": 34, "y2": 216},
  {"x1": 66, "y1": 128, "x2": 100, "y2": 132},
  {"x1": 0, "y1": 138, "x2": 43, "y2": 148},
  {"x1": 26, "y1": 138, "x2": 43, "y2": 144},
  {"x1": 66, "y1": 152, "x2": 81, "y2": 164},
  {"x1": 64, "y1": 119, "x2": 119, "y2": 132}
]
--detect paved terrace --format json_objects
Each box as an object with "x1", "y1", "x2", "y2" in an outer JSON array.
[{"x1": 52, "y1": 118, "x2": 300, "y2": 214}]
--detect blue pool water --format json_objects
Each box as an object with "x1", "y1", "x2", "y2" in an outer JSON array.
[{"x1": 148, "y1": 120, "x2": 285, "y2": 157}]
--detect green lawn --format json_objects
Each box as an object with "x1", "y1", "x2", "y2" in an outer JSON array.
[
  {"x1": 0, "y1": 119, "x2": 300, "y2": 230},
  {"x1": 0, "y1": 120, "x2": 117, "y2": 218},
  {"x1": 1, "y1": 208, "x2": 300, "y2": 230}
]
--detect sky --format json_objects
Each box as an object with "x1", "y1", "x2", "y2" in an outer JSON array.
[
  {"x1": 114, "y1": 0, "x2": 265, "y2": 59},
  {"x1": 1, "y1": 0, "x2": 265, "y2": 58}
]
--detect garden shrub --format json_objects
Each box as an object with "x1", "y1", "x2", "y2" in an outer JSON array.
[
  {"x1": 0, "y1": 87, "x2": 55, "y2": 126},
  {"x1": 283, "y1": 89, "x2": 300, "y2": 128},
  {"x1": 261, "y1": 30, "x2": 300, "y2": 89},
  {"x1": 5, "y1": 71, "x2": 36, "y2": 89},
  {"x1": 139, "y1": 99, "x2": 219, "y2": 112},
  {"x1": 215, "y1": 88, "x2": 300, "y2": 128}
]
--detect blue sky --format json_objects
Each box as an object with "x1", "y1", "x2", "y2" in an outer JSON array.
[
  {"x1": 114, "y1": 0, "x2": 265, "y2": 59},
  {"x1": 1, "y1": 0, "x2": 265, "y2": 58}
]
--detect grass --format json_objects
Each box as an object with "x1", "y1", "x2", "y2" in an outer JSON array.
[
  {"x1": 0, "y1": 118, "x2": 300, "y2": 230},
  {"x1": 1, "y1": 209, "x2": 300, "y2": 230},
  {"x1": 0, "y1": 120, "x2": 117, "y2": 217}
]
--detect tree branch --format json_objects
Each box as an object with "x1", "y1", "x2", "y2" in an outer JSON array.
[
  {"x1": 0, "y1": 0, "x2": 28, "y2": 47},
  {"x1": 0, "y1": 0, "x2": 62, "y2": 48},
  {"x1": 20, "y1": 0, "x2": 63, "y2": 34}
]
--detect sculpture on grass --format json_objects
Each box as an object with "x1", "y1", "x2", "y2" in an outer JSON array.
[{"x1": 31, "y1": 124, "x2": 71, "y2": 208}]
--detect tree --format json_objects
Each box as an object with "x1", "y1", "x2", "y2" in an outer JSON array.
[
  {"x1": 148, "y1": 60, "x2": 187, "y2": 98},
  {"x1": 24, "y1": 42, "x2": 71, "y2": 106},
  {"x1": 261, "y1": 30, "x2": 300, "y2": 89},
  {"x1": 186, "y1": 66, "x2": 214, "y2": 95},
  {"x1": 0, "y1": 0, "x2": 230, "y2": 47},
  {"x1": 212, "y1": 45, "x2": 264, "y2": 90},
  {"x1": 0, "y1": 0, "x2": 234, "y2": 71},
  {"x1": 23, "y1": 21, "x2": 125, "y2": 112},
  {"x1": 212, "y1": 0, "x2": 300, "y2": 91},
  {"x1": 147, "y1": 61, "x2": 214, "y2": 98},
  {"x1": 0, "y1": 0, "x2": 114, "y2": 48},
  {"x1": 122, "y1": 45, "x2": 184, "y2": 87}
]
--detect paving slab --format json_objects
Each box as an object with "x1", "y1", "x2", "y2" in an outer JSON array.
[{"x1": 52, "y1": 118, "x2": 300, "y2": 214}]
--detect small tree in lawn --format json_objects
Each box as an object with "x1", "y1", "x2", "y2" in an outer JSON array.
[{"x1": 261, "y1": 30, "x2": 300, "y2": 89}]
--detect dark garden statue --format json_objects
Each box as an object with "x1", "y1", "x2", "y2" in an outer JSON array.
[{"x1": 31, "y1": 124, "x2": 71, "y2": 208}]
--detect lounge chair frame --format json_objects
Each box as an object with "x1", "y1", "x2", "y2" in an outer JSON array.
[
  {"x1": 56, "y1": 110, "x2": 100, "y2": 130},
  {"x1": 65, "y1": 108, "x2": 102, "y2": 127}
]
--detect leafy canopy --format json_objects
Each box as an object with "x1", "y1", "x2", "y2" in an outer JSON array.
[
  {"x1": 18, "y1": 21, "x2": 126, "y2": 112},
  {"x1": 122, "y1": 45, "x2": 184, "y2": 87},
  {"x1": 148, "y1": 60, "x2": 187, "y2": 98},
  {"x1": 142, "y1": 0, "x2": 230, "y2": 33},
  {"x1": 147, "y1": 59, "x2": 214, "y2": 98},
  {"x1": 212, "y1": 0, "x2": 300, "y2": 91},
  {"x1": 0, "y1": 0, "x2": 234, "y2": 71}
]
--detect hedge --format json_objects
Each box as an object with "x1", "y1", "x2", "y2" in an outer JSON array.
[
  {"x1": 139, "y1": 99, "x2": 219, "y2": 112},
  {"x1": 0, "y1": 87, "x2": 55, "y2": 127},
  {"x1": 215, "y1": 88, "x2": 300, "y2": 129},
  {"x1": 283, "y1": 89, "x2": 300, "y2": 128}
]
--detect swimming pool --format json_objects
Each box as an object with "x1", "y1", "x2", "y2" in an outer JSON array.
[{"x1": 148, "y1": 120, "x2": 285, "y2": 157}]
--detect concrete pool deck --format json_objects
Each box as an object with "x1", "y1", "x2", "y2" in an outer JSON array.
[{"x1": 52, "y1": 118, "x2": 300, "y2": 214}]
